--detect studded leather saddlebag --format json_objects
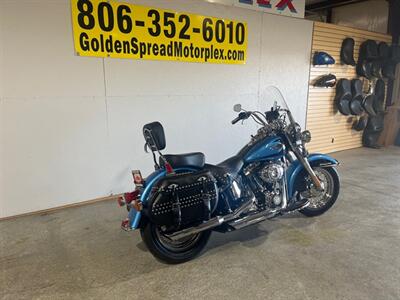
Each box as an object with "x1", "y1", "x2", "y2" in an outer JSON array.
[{"x1": 146, "y1": 170, "x2": 218, "y2": 229}]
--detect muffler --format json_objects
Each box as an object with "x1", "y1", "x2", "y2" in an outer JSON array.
[
  {"x1": 165, "y1": 216, "x2": 225, "y2": 241},
  {"x1": 166, "y1": 197, "x2": 254, "y2": 241}
]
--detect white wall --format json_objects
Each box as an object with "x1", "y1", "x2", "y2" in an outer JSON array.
[{"x1": 0, "y1": 0, "x2": 313, "y2": 218}]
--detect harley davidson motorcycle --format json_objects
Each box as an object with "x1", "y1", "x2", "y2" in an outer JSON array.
[{"x1": 118, "y1": 87, "x2": 340, "y2": 264}]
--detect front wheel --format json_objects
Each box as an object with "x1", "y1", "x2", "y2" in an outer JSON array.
[
  {"x1": 300, "y1": 167, "x2": 340, "y2": 217},
  {"x1": 140, "y1": 221, "x2": 211, "y2": 264}
]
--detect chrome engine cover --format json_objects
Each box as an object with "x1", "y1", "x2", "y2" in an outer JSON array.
[{"x1": 259, "y1": 162, "x2": 284, "y2": 183}]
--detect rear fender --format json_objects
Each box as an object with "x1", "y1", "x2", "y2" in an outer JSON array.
[
  {"x1": 287, "y1": 153, "x2": 339, "y2": 198},
  {"x1": 128, "y1": 167, "x2": 197, "y2": 229}
]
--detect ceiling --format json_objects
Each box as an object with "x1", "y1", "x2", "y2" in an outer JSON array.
[
  {"x1": 305, "y1": 0, "x2": 325, "y2": 5},
  {"x1": 305, "y1": 0, "x2": 370, "y2": 12}
]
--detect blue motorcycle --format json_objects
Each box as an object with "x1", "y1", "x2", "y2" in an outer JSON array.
[{"x1": 118, "y1": 87, "x2": 340, "y2": 263}]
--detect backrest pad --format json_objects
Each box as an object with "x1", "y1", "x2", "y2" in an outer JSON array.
[{"x1": 143, "y1": 121, "x2": 166, "y2": 151}]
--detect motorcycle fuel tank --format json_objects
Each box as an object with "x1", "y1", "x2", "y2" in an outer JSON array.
[{"x1": 243, "y1": 136, "x2": 285, "y2": 163}]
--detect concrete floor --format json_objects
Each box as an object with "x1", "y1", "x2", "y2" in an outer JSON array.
[{"x1": 1, "y1": 147, "x2": 400, "y2": 300}]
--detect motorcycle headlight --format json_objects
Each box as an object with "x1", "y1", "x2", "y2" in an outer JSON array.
[{"x1": 301, "y1": 130, "x2": 312, "y2": 143}]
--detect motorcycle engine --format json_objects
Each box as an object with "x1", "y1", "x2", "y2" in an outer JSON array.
[
  {"x1": 259, "y1": 163, "x2": 284, "y2": 183},
  {"x1": 257, "y1": 162, "x2": 285, "y2": 208}
]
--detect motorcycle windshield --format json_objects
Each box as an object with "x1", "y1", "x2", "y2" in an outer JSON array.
[
  {"x1": 258, "y1": 86, "x2": 290, "y2": 114},
  {"x1": 258, "y1": 86, "x2": 298, "y2": 127}
]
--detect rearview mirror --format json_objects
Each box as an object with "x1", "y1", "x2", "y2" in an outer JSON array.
[{"x1": 233, "y1": 104, "x2": 242, "y2": 112}]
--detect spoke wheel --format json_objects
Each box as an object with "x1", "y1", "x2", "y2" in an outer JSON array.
[
  {"x1": 299, "y1": 167, "x2": 340, "y2": 217},
  {"x1": 307, "y1": 168, "x2": 334, "y2": 209}
]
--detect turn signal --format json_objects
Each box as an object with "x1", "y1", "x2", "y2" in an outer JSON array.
[
  {"x1": 131, "y1": 200, "x2": 143, "y2": 212},
  {"x1": 117, "y1": 196, "x2": 126, "y2": 207},
  {"x1": 301, "y1": 130, "x2": 312, "y2": 143}
]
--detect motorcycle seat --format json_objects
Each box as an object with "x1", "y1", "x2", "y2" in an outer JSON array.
[
  {"x1": 350, "y1": 79, "x2": 364, "y2": 115},
  {"x1": 335, "y1": 79, "x2": 352, "y2": 116},
  {"x1": 352, "y1": 116, "x2": 368, "y2": 132},
  {"x1": 341, "y1": 38, "x2": 356, "y2": 66},
  {"x1": 217, "y1": 155, "x2": 244, "y2": 178},
  {"x1": 374, "y1": 79, "x2": 385, "y2": 113},
  {"x1": 160, "y1": 152, "x2": 205, "y2": 169},
  {"x1": 363, "y1": 94, "x2": 376, "y2": 116},
  {"x1": 201, "y1": 156, "x2": 244, "y2": 191}
]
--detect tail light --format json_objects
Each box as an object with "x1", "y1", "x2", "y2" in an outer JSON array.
[{"x1": 117, "y1": 196, "x2": 126, "y2": 207}]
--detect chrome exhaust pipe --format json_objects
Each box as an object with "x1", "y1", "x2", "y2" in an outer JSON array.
[
  {"x1": 228, "y1": 209, "x2": 279, "y2": 230},
  {"x1": 166, "y1": 216, "x2": 225, "y2": 241},
  {"x1": 166, "y1": 197, "x2": 254, "y2": 241}
]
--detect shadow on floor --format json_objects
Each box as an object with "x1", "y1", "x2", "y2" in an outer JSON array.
[{"x1": 133, "y1": 212, "x2": 315, "y2": 261}]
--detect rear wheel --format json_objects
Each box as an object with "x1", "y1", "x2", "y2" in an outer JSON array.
[
  {"x1": 299, "y1": 167, "x2": 340, "y2": 217},
  {"x1": 140, "y1": 221, "x2": 211, "y2": 264}
]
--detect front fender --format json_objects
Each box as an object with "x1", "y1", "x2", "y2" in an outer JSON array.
[
  {"x1": 287, "y1": 153, "x2": 339, "y2": 198},
  {"x1": 128, "y1": 167, "x2": 197, "y2": 229}
]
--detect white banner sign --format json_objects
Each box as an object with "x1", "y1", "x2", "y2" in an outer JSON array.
[{"x1": 209, "y1": 0, "x2": 305, "y2": 19}]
